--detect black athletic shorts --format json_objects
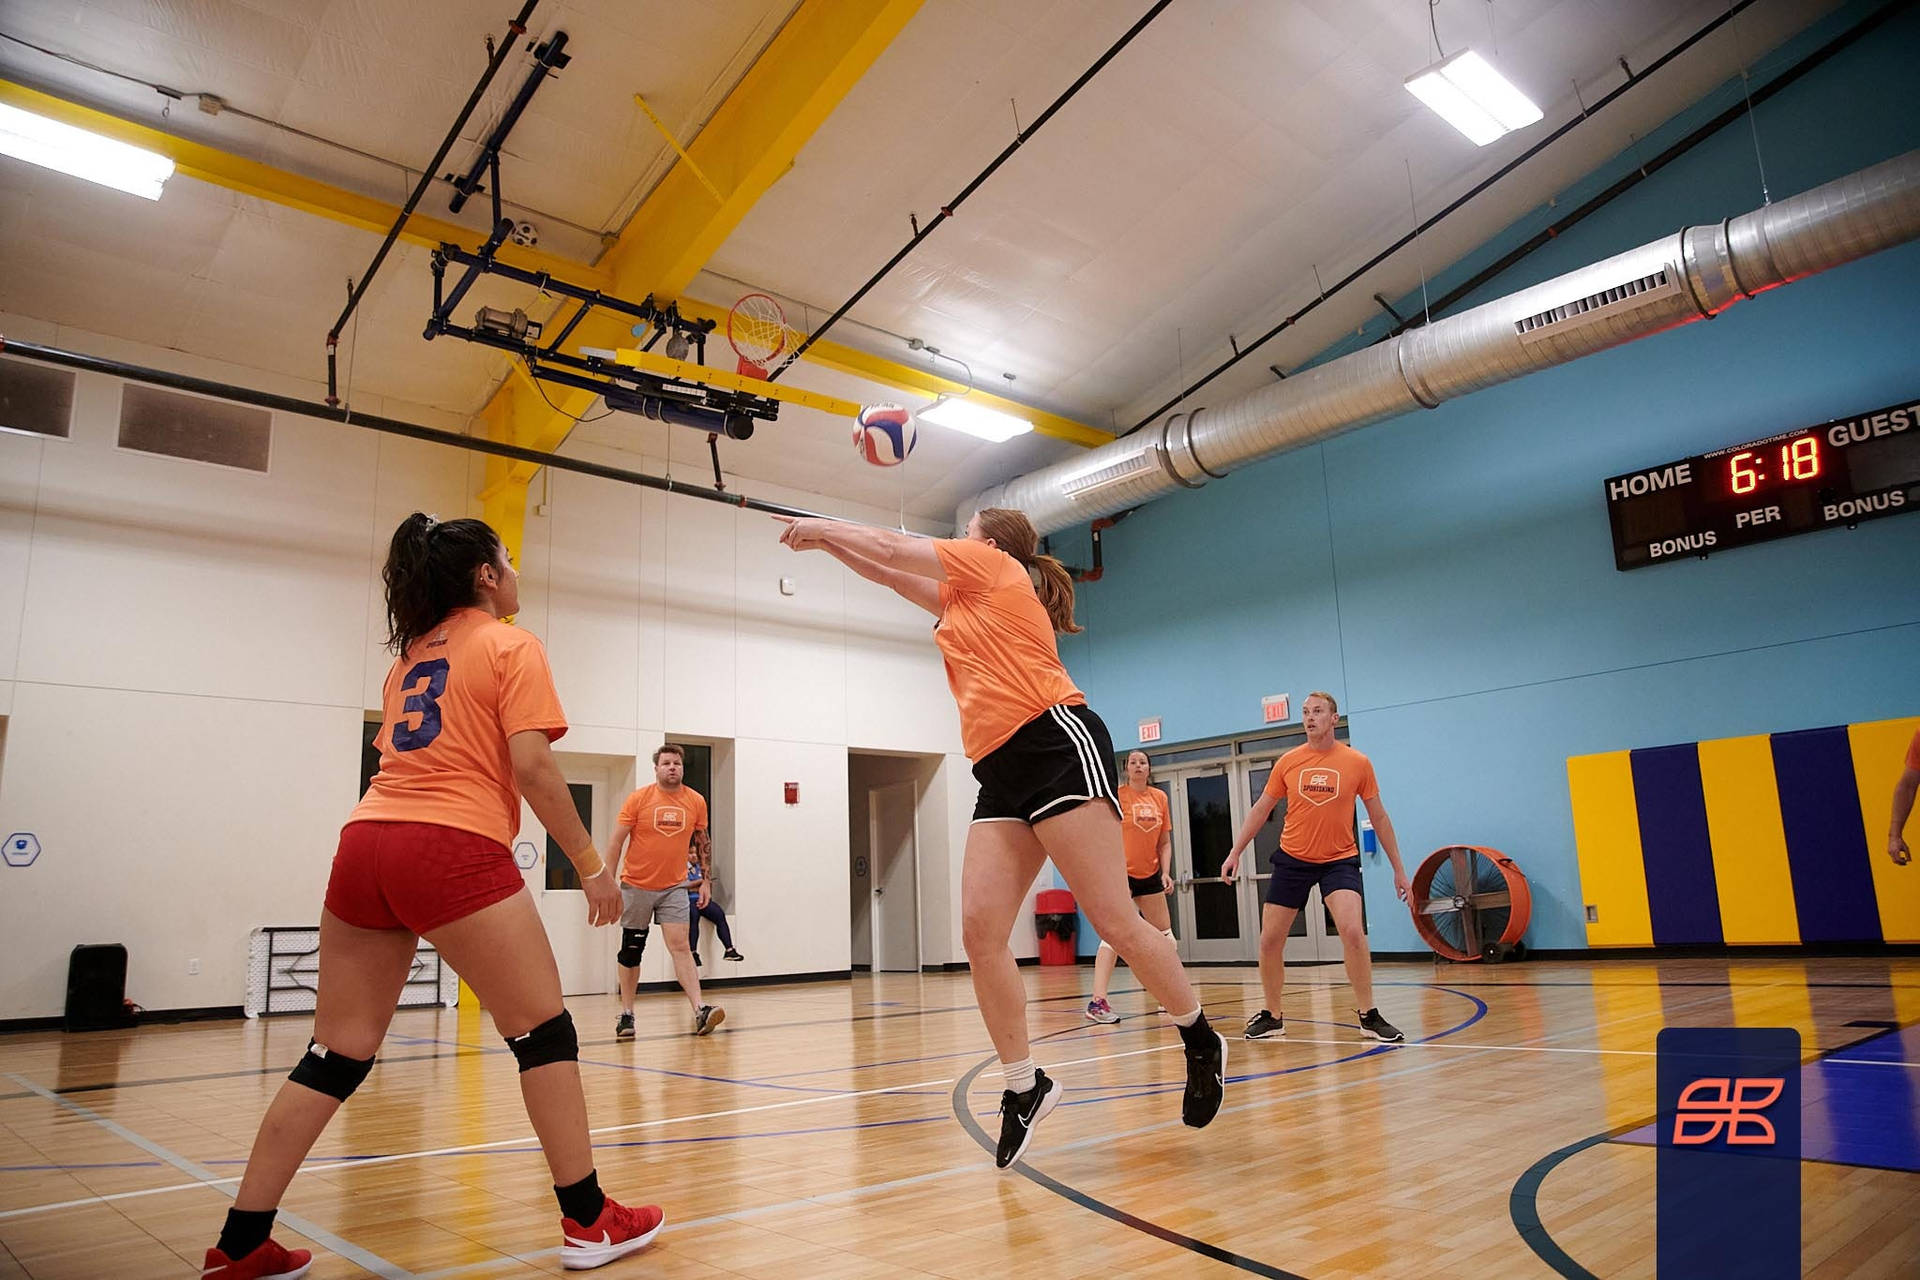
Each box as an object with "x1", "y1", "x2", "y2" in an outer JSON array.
[
  {"x1": 1265, "y1": 849, "x2": 1363, "y2": 909},
  {"x1": 972, "y1": 703, "x2": 1120, "y2": 825},
  {"x1": 1127, "y1": 872, "x2": 1166, "y2": 897}
]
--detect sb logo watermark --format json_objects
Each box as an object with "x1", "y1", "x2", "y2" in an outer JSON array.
[
  {"x1": 1671, "y1": 1075, "x2": 1786, "y2": 1145},
  {"x1": 1657, "y1": 1028, "x2": 1799, "y2": 1279}
]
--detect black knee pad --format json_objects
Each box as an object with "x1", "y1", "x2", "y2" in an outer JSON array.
[
  {"x1": 617, "y1": 927, "x2": 648, "y2": 968},
  {"x1": 288, "y1": 1039, "x2": 375, "y2": 1101},
  {"x1": 506, "y1": 1010, "x2": 578, "y2": 1073}
]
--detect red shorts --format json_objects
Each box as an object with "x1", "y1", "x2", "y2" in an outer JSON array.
[{"x1": 325, "y1": 821, "x2": 524, "y2": 934}]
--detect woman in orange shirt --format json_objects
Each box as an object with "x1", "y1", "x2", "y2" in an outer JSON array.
[
  {"x1": 777, "y1": 501, "x2": 1224, "y2": 1171},
  {"x1": 202, "y1": 515, "x2": 661, "y2": 1280},
  {"x1": 1086, "y1": 750, "x2": 1173, "y2": 1024}
]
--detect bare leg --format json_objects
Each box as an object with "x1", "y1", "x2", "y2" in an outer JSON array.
[
  {"x1": 658, "y1": 922, "x2": 703, "y2": 1012},
  {"x1": 1037, "y1": 803, "x2": 1198, "y2": 1017},
  {"x1": 232, "y1": 912, "x2": 415, "y2": 1209},
  {"x1": 1258, "y1": 903, "x2": 1299, "y2": 1014},
  {"x1": 618, "y1": 961, "x2": 639, "y2": 1015},
  {"x1": 1323, "y1": 889, "x2": 1373, "y2": 1011},
  {"x1": 960, "y1": 821, "x2": 1049, "y2": 1063},
  {"x1": 1091, "y1": 890, "x2": 1172, "y2": 1003},
  {"x1": 428, "y1": 889, "x2": 594, "y2": 1186}
]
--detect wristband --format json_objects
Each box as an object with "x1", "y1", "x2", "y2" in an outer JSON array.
[{"x1": 569, "y1": 842, "x2": 605, "y2": 880}]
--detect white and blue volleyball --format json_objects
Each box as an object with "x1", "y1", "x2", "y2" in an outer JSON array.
[{"x1": 853, "y1": 404, "x2": 917, "y2": 467}]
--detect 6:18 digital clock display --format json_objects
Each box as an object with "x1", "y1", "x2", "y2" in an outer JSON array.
[{"x1": 1604, "y1": 396, "x2": 1918, "y2": 570}]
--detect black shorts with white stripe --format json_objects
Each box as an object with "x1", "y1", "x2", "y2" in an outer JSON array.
[{"x1": 971, "y1": 703, "x2": 1121, "y2": 825}]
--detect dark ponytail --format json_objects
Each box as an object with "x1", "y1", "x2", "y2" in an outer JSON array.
[
  {"x1": 382, "y1": 513, "x2": 501, "y2": 654},
  {"x1": 974, "y1": 507, "x2": 1082, "y2": 635}
]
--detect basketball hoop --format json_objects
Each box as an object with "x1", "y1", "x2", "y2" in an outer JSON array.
[{"x1": 728, "y1": 293, "x2": 788, "y2": 378}]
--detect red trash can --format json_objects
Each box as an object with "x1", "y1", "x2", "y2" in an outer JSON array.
[{"x1": 1034, "y1": 888, "x2": 1078, "y2": 965}]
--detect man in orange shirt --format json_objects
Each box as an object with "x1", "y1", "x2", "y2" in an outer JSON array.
[
  {"x1": 1086, "y1": 750, "x2": 1173, "y2": 1024},
  {"x1": 1222, "y1": 691, "x2": 1412, "y2": 1043},
  {"x1": 1890, "y1": 727, "x2": 1919, "y2": 865},
  {"x1": 608, "y1": 744, "x2": 723, "y2": 1037}
]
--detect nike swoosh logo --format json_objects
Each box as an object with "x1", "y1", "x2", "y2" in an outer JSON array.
[{"x1": 563, "y1": 1230, "x2": 613, "y2": 1248}]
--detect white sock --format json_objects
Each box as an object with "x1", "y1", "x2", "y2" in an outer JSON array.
[
  {"x1": 1001, "y1": 1057, "x2": 1037, "y2": 1093},
  {"x1": 1171, "y1": 1006, "x2": 1202, "y2": 1028}
]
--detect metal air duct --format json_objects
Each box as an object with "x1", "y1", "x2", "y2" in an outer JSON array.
[{"x1": 961, "y1": 149, "x2": 1920, "y2": 536}]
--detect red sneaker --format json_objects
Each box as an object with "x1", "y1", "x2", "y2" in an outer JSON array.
[
  {"x1": 560, "y1": 1198, "x2": 664, "y2": 1270},
  {"x1": 201, "y1": 1239, "x2": 312, "y2": 1279}
]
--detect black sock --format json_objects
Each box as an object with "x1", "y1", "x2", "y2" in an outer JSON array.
[
  {"x1": 555, "y1": 1169, "x2": 606, "y2": 1225},
  {"x1": 1177, "y1": 1011, "x2": 1214, "y2": 1047},
  {"x1": 217, "y1": 1207, "x2": 276, "y2": 1259}
]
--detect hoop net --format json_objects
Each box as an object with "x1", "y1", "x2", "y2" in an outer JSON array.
[{"x1": 728, "y1": 293, "x2": 789, "y2": 378}]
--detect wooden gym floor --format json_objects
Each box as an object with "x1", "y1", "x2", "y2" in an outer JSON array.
[{"x1": 2, "y1": 958, "x2": 1917, "y2": 1279}]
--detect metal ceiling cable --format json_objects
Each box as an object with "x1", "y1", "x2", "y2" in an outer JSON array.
[
  {"x1": 763, "y1": 0, "x2": 1177, "y2": 382},
  {"x1": 1121, "y1": 0, "x2": 1764, "y2": 434},
  {"x1": 0, "y1": 29, "x2": 602, "y2": 238}
]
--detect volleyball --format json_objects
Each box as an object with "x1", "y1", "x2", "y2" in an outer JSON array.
[{"x1": 853, "y1": 403, "x2": 917, "y2": 467}]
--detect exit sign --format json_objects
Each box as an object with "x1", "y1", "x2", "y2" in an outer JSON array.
[
  {"x1": 1138, "y1": 717, "x2": 1162, "y2": 743},
  {"x1": 1262, "y1": 694, "x2": 1289, "y2": 724}
]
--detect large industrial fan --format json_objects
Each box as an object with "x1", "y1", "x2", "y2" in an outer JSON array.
[{"x1": 1409, "y1": 845, "x2": 1532, "y2": 962}]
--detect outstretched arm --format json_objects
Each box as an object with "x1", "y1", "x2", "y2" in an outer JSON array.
[
  {"x1": 835, "y1": 545, "x2": 943, "y2": 617},
  {"x1": 1891, "y1": 766, "x2": 1917, "y2": 865},
  {"x1": 775, "y1": 516, "x2": 947, "y2": 580}
]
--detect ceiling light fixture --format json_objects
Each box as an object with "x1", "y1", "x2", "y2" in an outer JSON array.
[
  {"x1": 0, "y1": 102, "x2": 175, "y2": 200},
  {"x1": 918, "y1": 396, "x2": 1033, "y2": 443},
  {"x1": 1404, "y1": 49, "x2": 1542, "y2": 146}
]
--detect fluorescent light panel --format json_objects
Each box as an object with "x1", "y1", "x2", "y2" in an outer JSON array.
[
  {"x1": 0, "y1": 102, "x2": 175, "y2": 200},
  {"x1": 918, "y1": 396, "x2": 1032, "y2": 443},
  {"x1": 1405, "y1": 49, "x2": 1541, "y2": 146}
]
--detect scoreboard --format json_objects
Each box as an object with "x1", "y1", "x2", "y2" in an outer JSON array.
[{"x1": 1604, "y1": 397, "x2": 1919, "y2": 570}]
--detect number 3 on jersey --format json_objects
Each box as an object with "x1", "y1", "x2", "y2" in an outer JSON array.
[{"x1": 392, "y1": 658, "x2": 450, "y2": 751}]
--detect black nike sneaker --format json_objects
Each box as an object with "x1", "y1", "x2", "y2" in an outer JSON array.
[
  {"x1": 1179, "y1": 1015, "x2": 1227, "y2": 1128},
  {"x1": 995, "y1": 1068, "x2": 1061, "y2": 1169},
  {"x1": 1358, "y1": 1008, "x2": 1405, "y2": 1043},
  {"x1": 1243, "y1": 1009, "x2": 1284, "y2": 1039}
]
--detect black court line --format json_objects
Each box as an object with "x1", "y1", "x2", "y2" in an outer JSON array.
[
  {"x1": 948, "y1": 1041, "x2": 1312, "y2": 1280},
  {"x1": 1507, "y1": 1018, "x2": 1920, "y2": 1278}
]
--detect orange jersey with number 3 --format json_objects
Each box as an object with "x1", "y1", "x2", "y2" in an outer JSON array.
[
  {"x1": 351, "y1": 608, "x2": 568, "y2": 848},
  {"x1": 1262, "y1": 742, "x2": 1379, "y2": 863},
  {"x1": 1117, "y1": 783, "x2": 1171, "y2": 878},
  {"x1": 618, "y1": 784, "x2": 709, "y2": 890},
  {"x1": 933, "y1": 539, "x2": 1084, "y2": 761}
]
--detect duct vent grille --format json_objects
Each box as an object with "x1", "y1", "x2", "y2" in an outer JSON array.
[
  {"x1": 1060, "y1": 451, "x2": 1159, "y2": 501},
  {"x1": 1515, "y1": 267, "x2": 1680, "y2": 342}
]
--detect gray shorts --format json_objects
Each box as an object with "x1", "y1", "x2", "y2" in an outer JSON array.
[{"x1": 621, "y1": 883, "x2": 691, "y2": 929}]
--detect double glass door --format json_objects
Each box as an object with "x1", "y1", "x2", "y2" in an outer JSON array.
[{"x1": 1160, "y1": 749, "x2": 1354, "y2": 963}]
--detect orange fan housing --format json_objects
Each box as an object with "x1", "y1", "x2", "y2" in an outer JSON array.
[{"x1": 1409, "y1": 845, "x2": 1532, "y2": 962}]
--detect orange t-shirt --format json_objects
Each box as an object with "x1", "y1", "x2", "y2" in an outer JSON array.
[
  {"x1": 1907, "y1": 728, "x2": 1920, "y2": 772},
  {"x1": 351, "y1": 608, "x2": 568, "y2": 848},
  {"x1": 1262, "y1": 741, "x2": 1378, "y2": 863},
  {"x1": 1117, "y1": 783, "x2": 1171, "y2": 879},
  {"x1": 618, "y1": 784, "x2": 708, "y2": 890},
  {"x1": 933, "y1": 539, "x2": 1084, "y2": 761}
]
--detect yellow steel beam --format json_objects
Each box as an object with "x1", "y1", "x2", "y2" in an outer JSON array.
[
  {"x1": 0, "y1": 78, "x2": 602, "y2": 286},
  {"x1": 478, "y1": 0, "x2": 933, "y2": 492}
]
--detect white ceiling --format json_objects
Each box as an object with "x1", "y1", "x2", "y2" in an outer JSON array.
[{"x1": 0, "y1": 0, "x2": 1843, "y2": 521}]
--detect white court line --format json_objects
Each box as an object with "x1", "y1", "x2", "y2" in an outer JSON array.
[
  {"x1": 0, "y1": 982, "x2": 1808, "y2": 1226},
  {"x1": 3, "y1": 1073, "x2": 413, "y2": 1278}
]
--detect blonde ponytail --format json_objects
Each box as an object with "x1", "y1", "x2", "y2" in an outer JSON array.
[{"x1": 974, "y1": 507, "x2": 1083, "y2": 634}]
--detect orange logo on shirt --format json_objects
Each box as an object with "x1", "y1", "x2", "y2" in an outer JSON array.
[
  {"x1": 653, "y1": 806, "x2": 687, "y2": 836},
  {"x1": 1298, "y1": 767, "x2": 1341, "y2": 807},
  {"x1": 1131, "y1": 803, "x2": 1161, "y2": 833}
]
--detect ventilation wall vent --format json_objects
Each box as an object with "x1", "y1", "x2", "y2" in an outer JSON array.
[
  {"x1": 118, "y1": 384, "x2": 271, "y2": 472},
  {"x1": 0, "y1": 357, "x2": 75, "y2": 439}
]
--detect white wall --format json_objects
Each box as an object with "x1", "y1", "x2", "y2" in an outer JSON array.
[{"x1": 0, "y1": 316, "x2": 976, "y2": 1019}]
